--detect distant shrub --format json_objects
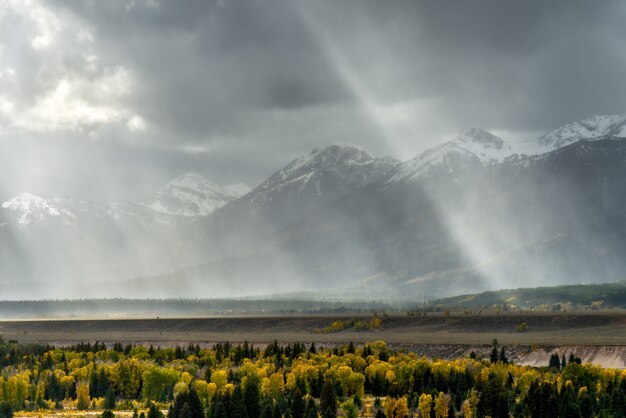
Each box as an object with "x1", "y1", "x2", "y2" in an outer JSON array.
[
  {"x1": 516, "y1": 322, "x2": 528, "y2": 333},
  {"x1": 318, "y1": 316, "x2": 384, "y2": 333}
]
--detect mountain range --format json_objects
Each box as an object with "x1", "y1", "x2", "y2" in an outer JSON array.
[{"x1": 1, "y1": 114, "x2": 625, "y2": 299}]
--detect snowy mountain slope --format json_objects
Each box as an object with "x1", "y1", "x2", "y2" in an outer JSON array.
[
  {"x1": 187, "y1": 144, "x2": 400, "y2": 262},
  {"x1": 537, "y1": 114, "x2": 626, "y2": 149},
  {"x1": 3, "y1": 113, "x2": 626, "y2": 299},
  {"x1": 390, "y1": 114, "x2": 626, "y2": 184},
  {"x1": 248, "y1": 144, "x2": 399, "y2": 215},
  {"x1": 109, "y1": 200, "x2": 187, "y2": 231},
  {"x1": 139, "y1": 172, "x2": 244, "y2": 217},
  {"x1": 1, "y1": 193, "x2": 110, "y2": 231},
  {"x1": 388, "y1": 141, "x2": 482, "y2": 183},
  {"x1": 0, "y1": 172, "x2": 239, "y2": 235},
  {"x1": 225, "y1": 183, "x2": 252, "y2": 197}
]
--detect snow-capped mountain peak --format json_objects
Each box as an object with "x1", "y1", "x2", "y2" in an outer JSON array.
[
  {"x1": 538, "y1": 114, "x2": 626, "y2": 149},
  {"x1": 253, "y1": 144, "x2": 397, "y2": 195},
  {"x1": 1, "y1": 193, "x2": 61, "y2": 228},
  {"x1": 387, "y1": 113, "x2": 626, "y2": 186},
  {"x1": 139, "y1": 172, "x2": 243, "y2": 217},
  {"x1": 243, "y1": 144, "x2": 398, "y2": 217},
  {"x1": 388, "y1": 142, "x2": 481, "y2": 184},
  {"x1": 451, "y1": 128, "x2": 514, "y2": 164},
  {"x1": 455, "y1": 128, "x2": 504, "y2": 149},
  {"x1": 1, "y1": 193, "x2": 108, "y2": 230}
]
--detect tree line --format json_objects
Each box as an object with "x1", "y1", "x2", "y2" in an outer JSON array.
[{"x1": 0, "y1": 336, "x2": 624, "y2": 417}]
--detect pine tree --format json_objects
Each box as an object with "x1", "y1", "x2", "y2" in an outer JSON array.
[
  {"x1": 180, "y1": 403, "x2": 191, "y2": 418},
  {"x1": 147, "y1": 403, "x2": 164, "y2": 418},
  {"x1": 0, "y1": 403, "x2": 13, "y2": 418},
  {"x1": 320, "y1": 380, "x2": 337, "y2": 418},
  {"x1": 548, "y1": 353, "x2": 560, "y2": 368},
  {"x1": 104, "y1": 387, "x2": 116, "y2": 410},
  {"x1": 231, "y1": 385, "x2": 248, "y2": 418},
  {"x1": 243, "y1": 377, "x2": 261, "y2": 418},
  {"x1": 213, "y1": 402, "x2": 227, "y2": 418},
  {"x1": 291, "y1": 389, "x2": 306, "y2": 418},
  {"x1": 305, "y1": 398, "x2": 317, "y2": 418},
  {"x1": 260, "y1": 402, "x2": 273, "y2": 418},
  {"x1": 498, "y1": 347, "x2": 508, "y2": 364},
  {"x1": 89, "y1": 364, "x2": 99, "y2": 398}
]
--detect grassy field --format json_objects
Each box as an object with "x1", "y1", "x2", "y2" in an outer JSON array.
[
  {"x1": 423, "y1": 280, "x2": 626, "y2": 310},
  {"x1": 2, "y1": 311, "x2": 626, "y2": 347}
]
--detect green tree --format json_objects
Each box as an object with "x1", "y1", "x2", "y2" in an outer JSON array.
[
  {"x1": 243, "y1": 377, "x2": 261, "y2": 418},
  {"x1": 170, "y1": 387, "x2": 204, "y2": 418},
  {"x1": 104, "y1": 387, "x2": 116, "y2": 410},
  {"x1": 320, "y1": 380, "x2": 337, "y2": 418},
  {"x1": 260, "y1": 402, "x2": 274, "y2": 418},
  {"x1": 0, "y1": 403, "x2": 13, "y2": 418},
  {"x1": 147, "y1": 403, "x2": 164, "y2": 418},
  {"x1": 100, "y1": 411, "x2": 115, "y2": 418},
  {"x1": 490, "y1": 339, "x2": 499, "y2": 364},
  {"x1": 230, "y1": 385, "x2": 248, "y2": 418},
  {"x1": 291, "y1": 389, "x2": 306, "y2": 418}
]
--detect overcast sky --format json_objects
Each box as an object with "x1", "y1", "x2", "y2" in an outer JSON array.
[{"x1": 1, "y1": 0, "x2": 625, "y2": 202}]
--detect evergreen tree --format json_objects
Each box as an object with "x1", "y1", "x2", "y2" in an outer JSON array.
[
  {"x1": 320, "y1": 380, "x2": 337, "y2": 418},
  {"x1": 231, "y1": 385, "x2": 249, "y2": 418},
  {"x1": 305, "y1": 398, "x2": 317, "y2": 418},
  {"x1": 213, "y1": 402, "x2": 227, "y2": 418},
  {"x1": 104, "y1": 387, "x2": 116, "y2": 410},
  {"x1": 89, "y1": 364, "x2": 99, "y2": 398},
  {"x1": 180, "y1": 403, "x2": 191, "y2": 418},
  {"x1": 260, "y1": 402, "x2": 274, "y2": 418},
  {"x1": 290, "y1": 389, "x2": 306, "y2": 418},
  {"x1": 244, "y1": 377, "x2": 261, "y2": 418},
  {"x1": 170, "y1": 387, "x2": 204, "y2": 418},
  {"x1": 271, "y1": 403, "x2": 282, "y2": 418},
  {"x1": 147, "y1": 403, "x2": 164, "y2": 418},
  {"x1": 0, "y1": 403, "x2": 13, "y2": 418},
  {"x1": 549, "y1": 353, "x2": 560, "y2": 368},
  {"x1": 498, "y1": 347, "x2": 508, "y2": 364}
]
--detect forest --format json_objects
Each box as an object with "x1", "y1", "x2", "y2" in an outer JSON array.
[{"x1": 0, "y1": 336, "x2": 623, "y2": 418}]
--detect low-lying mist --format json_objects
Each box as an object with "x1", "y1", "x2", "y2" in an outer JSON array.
[{"x1": 2, "y1": 136, "x2": 625, "y2": 301}]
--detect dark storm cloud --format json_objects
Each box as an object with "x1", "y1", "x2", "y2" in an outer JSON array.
[{"x1": 1, "y1": 0, "x2": 625, "y2": 200}]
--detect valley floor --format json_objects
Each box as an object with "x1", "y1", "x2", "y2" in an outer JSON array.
[{"x1": 2, "y1": 312, "x2": 626, "y2": 367}]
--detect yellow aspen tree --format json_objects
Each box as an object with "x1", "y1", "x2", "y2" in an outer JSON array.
[
  {"x1": 434, "y1": 392, "x2": 449, "y2": 418},
  {"x1": 418, "y1": 393, "x2": 432, "y2": 418},
  {"x1": 76, "y1": 384, "x2": 91, "y2": 410}
]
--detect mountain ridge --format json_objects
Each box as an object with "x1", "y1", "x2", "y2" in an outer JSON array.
[{"x1": 2, "y1": 113, "x2": 626, "y2": 299}]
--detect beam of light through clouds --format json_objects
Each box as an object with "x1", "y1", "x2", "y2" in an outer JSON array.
[
  {"x1": 1, "y1": 0, "x2": 625, "y2": 202},
  {"x1": 0, "y1": 1, "x2": 626, "y2": 300}
]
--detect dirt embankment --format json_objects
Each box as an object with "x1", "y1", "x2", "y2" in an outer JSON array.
[{"x1": 517, "y1": 346, "x2": 626, "y2": 369}]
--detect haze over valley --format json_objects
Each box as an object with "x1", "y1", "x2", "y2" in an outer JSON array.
[
  {"x1": 2, "y1": 114, "x2": 626, "y2": 299},
  {"x1": 1, "y1": 0, "x2": 626, "y2": 302}
]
